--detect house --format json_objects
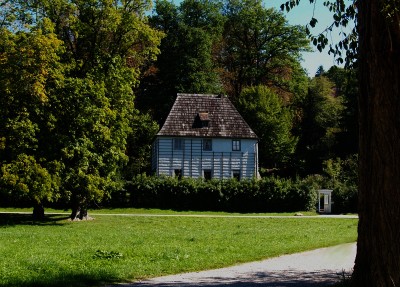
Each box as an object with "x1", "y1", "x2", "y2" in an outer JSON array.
[{"x1": 152, "y1": 93, "x2": 259, "y2": 180}]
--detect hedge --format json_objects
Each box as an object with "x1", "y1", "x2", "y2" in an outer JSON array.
[
  {"x1": 114, "y1": 175, "x2": 320, "y2": 213},
  {"x1": 1, "y1": 158, "x2": 357, "y2": 213}
]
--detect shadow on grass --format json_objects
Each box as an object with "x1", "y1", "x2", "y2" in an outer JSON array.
[
  {"x1": 0, "y1": 268, "x2": 349, "y2": 287},
  {"x1": 0, "y1": 271, "x2": 121, "y2": 287},
  {"x1": 117, "y1": 270, "x2": 346, "y2": 287},
  {"x1": 0, "y1": 213, "x2": 69, "y2": 227},
  {"x1": 0, "y1": 270, "x2": 348, "y2": 287}
]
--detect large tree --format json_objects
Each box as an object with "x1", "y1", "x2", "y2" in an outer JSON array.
[
  {"x1": 0, "y1": 18, "x2": 64, "y2": 216},
  {"x1": 140, "y1": 0, "x2": 225, "y2": 123},
  {"x1": 44, "y1": 0, "x2": 162, "y2": 219},
  {"x1": 236, "y1": 85, "x2": 297, "y2": 170},
  {"x1": 283, "y1": 0, "x2": 400, "y2": 285},
  {"x1": 325, "y1": 66, "x2": 359, "y2": 157},
  {"x1": 294, "y1": 75, "x2": 344, "y2": 173},
  {"x1": 352, "y1": 0, "x2": 400, "y2": 285},
  {"x1": 220, "y1": 0, "x2": 310, "y2": 100},
  {"x1": 0, "y1": 0, "x2": 163, "y2": 219}
]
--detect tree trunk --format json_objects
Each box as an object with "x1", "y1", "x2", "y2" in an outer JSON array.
[
  {"x1": 352, "y1": 0, "x2": 400, "y2": 286},
  {"x1": 70, "y1": 205, "x2": 92, "y2": 221},
  {"x1": 70, "y1": 206, "x2": 80, "y2": 220},
  {"x1": 32, "y1": 203, "x2": 45, "y2": 220}
]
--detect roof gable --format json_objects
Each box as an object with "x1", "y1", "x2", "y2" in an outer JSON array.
[{"x1": 157, "y1": 94, "x2": 258, "y2": 139}]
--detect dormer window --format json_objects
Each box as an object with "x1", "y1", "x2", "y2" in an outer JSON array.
[
  {"x1": 197, "y1": 111, "x2": 209, "y2": 128},
  {"x1": 198, "y1": 112, "x2": 209, "y2": 121}
]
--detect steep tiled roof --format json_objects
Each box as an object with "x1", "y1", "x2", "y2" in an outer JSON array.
[{"x1": 157, "y1": 94, "x2": 258, "y2": 139}]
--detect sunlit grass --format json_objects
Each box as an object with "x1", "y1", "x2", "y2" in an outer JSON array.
[{"x1": 0, "y1": 211, "x2": 357, "y2": 287}]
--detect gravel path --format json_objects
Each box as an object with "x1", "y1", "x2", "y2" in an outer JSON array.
[{"x1": 110, "y1": 243, "x2": 356, "y2": 287}]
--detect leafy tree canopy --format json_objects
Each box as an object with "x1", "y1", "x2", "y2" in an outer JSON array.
[
  {"x1": 236, "y1": 85, "x2": 298, "y2": 170},
  {"x1": 221, "y1": 0, "x2": 311, "y2": 99},
  {"x1": 294, "y1": 74, "x2": 344, "y2": 173},
  {"x1": 138, "y1": 0, "x2": 225, "y2": 123},
  {"x1": 0, "y1": 0, "x2": 163, "y2": 218}
]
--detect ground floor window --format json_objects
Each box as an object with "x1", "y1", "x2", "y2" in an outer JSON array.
[
  {"x1": 203, "y1": 169, "x2": 212, "y2": 180},
  {"x1": 174, "y1": 169, "x2": 182, "y2": 179},
  {"x1": 232, "y1": 170, "x2": 241, "y2": 180}
]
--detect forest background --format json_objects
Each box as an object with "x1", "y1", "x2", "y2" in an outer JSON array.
[{"x1": 0, "y1": 0, "x2": 358, "y2": 218}]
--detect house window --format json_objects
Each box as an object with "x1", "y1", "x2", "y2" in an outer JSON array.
[
  {"x1": 174, "y1": 169, "x2": 182, "y2": 179},
  {"x1": 232, "y1": 170, "x2": 241, "y2": 180},
  {"x1": 232, "y1": 139, "x2": 241, "y2": 151},
  {"x1": 203, "y1": 139, "x2": 212, "y2": 151},
  {"x1": 174, "y1": 138, "x2": 184, "y2": 150},
  {"x1": 202, "y1": 120, "x2": 209, "y2": 128},
  {"x1": 203, "y1": 169, "x2": 212, "y2": 180}
]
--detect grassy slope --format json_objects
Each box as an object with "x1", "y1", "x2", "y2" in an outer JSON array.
[{"x1": 0, "y1": 211, "x2": 357, "y2": 287}]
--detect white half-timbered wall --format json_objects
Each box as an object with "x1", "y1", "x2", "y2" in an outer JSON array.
[{"x1": 152, "y1": 137, "x2": 259, "y2": 179}]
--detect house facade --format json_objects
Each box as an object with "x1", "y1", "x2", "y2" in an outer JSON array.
[{"x1": 152, "y1": 94, "x2": 259, "y2": 180}]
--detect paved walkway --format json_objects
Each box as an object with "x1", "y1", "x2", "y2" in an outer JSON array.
[
  {"x1": 0, "y1": 211, "x2": 358, "y2": 219},
  {"x1": 110, "y1": 243, "x2": 356, "y2": 287}
]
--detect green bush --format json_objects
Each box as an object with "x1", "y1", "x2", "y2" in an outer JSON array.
[
  {"x1": 103, "y1": 156, "x2": 358, "y2": 214},
  {"x1": 2, "y1": 156, "x2": 357, "y2": 214},
  {"x1": 122, "y1": 175, "x2": 318, "y2": 213}
]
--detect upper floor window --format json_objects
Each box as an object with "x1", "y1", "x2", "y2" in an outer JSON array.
[
  {"x1": 195, "y1": 112, "x2": 210, "y2": 128},
  {"x1": 203, "y1": 139, "x2": 212, "y2": 151},
  {"x1": 232, "y1": 139, "x2": 241, "y2": 151},
  {"x1": 174, "y1": 138, "x2": 184, "y2": 150}
]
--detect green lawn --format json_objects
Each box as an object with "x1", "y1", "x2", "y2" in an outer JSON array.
[{"x1": 0, "y1": 210, "x2": 357, "y2": 287}]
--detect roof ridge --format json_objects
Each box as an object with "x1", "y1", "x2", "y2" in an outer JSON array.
[{"x1": 177, "y1": 93, "x2": 227, "y2": 98}]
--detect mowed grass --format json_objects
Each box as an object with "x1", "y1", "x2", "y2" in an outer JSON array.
[{"x1": 0, "y1": 211, "x2": 357, "y2": 287}]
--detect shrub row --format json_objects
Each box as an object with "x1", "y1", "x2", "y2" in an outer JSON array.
[
  {"x1": 1, "y1": 156, "x2": 358, "y2": 213},
  {"x1": 109, "y1": 175, "x2": 320, "y2": 213}
]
